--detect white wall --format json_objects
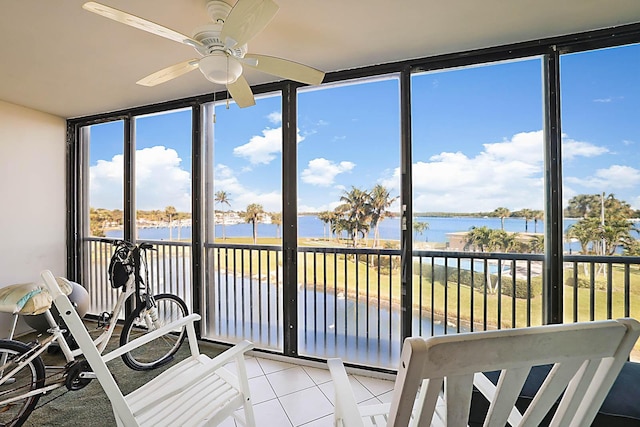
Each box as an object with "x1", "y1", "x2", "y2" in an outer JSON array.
[{"x1": 0, "y1": 100, "x2": 66, "y2": 336}]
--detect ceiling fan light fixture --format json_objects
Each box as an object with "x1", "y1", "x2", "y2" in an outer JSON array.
[{"x1": 199, "y1": 52, "x2": 242, "y2": 84}]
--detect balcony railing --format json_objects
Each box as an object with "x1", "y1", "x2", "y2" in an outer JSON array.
[
  {"x1": 83, "y1": 238, "x2": 193, "y2": 317},
  {"x1": 82, "y1": 238, "x2": 640, "y2": 369}
]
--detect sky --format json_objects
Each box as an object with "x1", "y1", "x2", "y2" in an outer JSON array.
[{"x1": 88, "y1": 43, "x2": 639, "y2": 215}]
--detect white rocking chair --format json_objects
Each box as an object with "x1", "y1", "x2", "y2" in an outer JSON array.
[
  {"x1": 328, "y1": 318, "x2": 640, "y2": 427},
  {"x1": 41, "y1": 270, "x2": 256, "y2": 427}
]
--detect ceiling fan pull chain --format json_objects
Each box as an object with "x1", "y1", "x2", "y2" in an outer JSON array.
[
  {"x1": 212, "y1": 92, "x2": 217, "y2": 123},
  {"x1": 226, "y1": 56, "x2": 231, "y2": 109}
]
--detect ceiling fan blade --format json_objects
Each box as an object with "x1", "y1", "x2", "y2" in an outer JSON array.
[
  {"x1": 82, "y1": 2, "x2": 203, "y2": 48},
  {"x1": 220, "y1": 0, "x2": 279, "y2": 48},
  {"x1": 227, "y1": 75, "x2": 256, "y2": 108},
  {"x1": 137, "y1": 59, "x2": 200, "y2": 87},
  {"x1": 244, "y1": 54, "x2": 325, "y2": 85}
]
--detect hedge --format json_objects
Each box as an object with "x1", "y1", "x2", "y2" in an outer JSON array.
[{"x1": 414, "y1": 262, "x2": 542, "y2": 299}]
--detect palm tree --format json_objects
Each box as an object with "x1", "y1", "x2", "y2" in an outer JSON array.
[
  {"x1": 464, "y1": 226, "x2": 492, "y2": 252},
  {"x1": 566, "y1": 217, "x2": 599, "y2": 254},
  {"x1": 492, "y1": 207, "x2": 510, "y2": 230},
  {"x1": 338, "y1": 186, "x2": 372, "y2": 247},
  {"x1": 164, "y1": 206, "x2": 177, "y2": 240},
  {"x1": 413, "y1": 221, "x2": 429, "y2": 242},
  {"x1": 242, "y1": 203, "x2": 264, "y2": 244},
  {"x1": 566, "y1": 194, "x2": 600, "y2": 218},
  {"x1": 317, "y1": 211, "x2": 335, "y2": 240},
  {"x1": 465, "y1": 226, "x2": 498, "y2": 292},
  {"x1": 271, "y1": 212, "x2": 282, "y2": 238},
  {"x1": 369, "y1": 184, "x2": 398, "y2": 248},
  {"x1": 517, "y1": 208, "x2": 534, "y2": 233},
  {"x1": 215, "y1": 190, "x2": 231, "y2": 240},
  {"x1": 532, "y1": 210, "x2": 544, "y2": 233},
  {"x1": 529, "y1": 235, "x2": 544, "y2": 254}
]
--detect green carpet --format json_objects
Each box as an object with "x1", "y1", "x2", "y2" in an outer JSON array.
[{"x1": 16, "y1": 321, "x2": 224, "y2": 427}]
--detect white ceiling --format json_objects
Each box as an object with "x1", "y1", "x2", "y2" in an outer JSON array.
[{"x1": 1, "y1": 0, "x2": 639, "y2": 119}]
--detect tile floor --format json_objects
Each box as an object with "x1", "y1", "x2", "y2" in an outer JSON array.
[{"x1": 220, "y1": 355, "x2": 396, "y2": 427}]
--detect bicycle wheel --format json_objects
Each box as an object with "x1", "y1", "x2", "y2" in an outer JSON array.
[
  {"x1": 0, "y1": 340, "x2": 46, "y2": 427},
  {"x1": 120, "y1": 294, "x2": 189, "y2": 371}
]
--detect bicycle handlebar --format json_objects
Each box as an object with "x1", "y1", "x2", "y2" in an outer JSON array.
[{"x1": 100, "y1": 238, "x2": 154, "y2": 251}]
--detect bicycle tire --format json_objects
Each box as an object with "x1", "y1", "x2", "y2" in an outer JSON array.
[
  {"x1": 119, "y1": 294, "x2": 189, "y2": 371},
  {"x1": 0, "y1": 340, "x2": 46, "y2": 427}
]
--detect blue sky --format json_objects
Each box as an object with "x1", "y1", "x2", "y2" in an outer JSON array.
[{"x1": 88, "y1": 43, "x2": 639, "y2": 214}]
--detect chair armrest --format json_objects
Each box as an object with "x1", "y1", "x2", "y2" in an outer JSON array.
[
  {"x1": 327, "y1": 358, "x2": 366, "y2": 427},
  {"x1": 102, "y1": 313, "x2": 201, "y2": 363}
]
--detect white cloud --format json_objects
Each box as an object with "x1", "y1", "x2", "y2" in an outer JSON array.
[
  {"x1": 566, "y1": 164, "x2": 640, "y2": 190},
  {"x1": 267, "y1": 111, "x2": 281, "y2": 124},
  {"x1": 90, "y1": 146, "x2": 191, "y2": 211},
  {"x1": 483, "y1": 131, "x2": 543, "y2": 163},
  {"x1": 381, "y1": 132, "x2": 534, "y2": 212},
  {"x1": 214, "y1": 164, "x2": 281, "y2": 212},
  {"x1": 563, "y1": 138, "x2": 609, "y2": 160},
  {"x1": 233, "y1": 126, "x2": 305, "y2": 165},
  {"x1": 90, "y1": 155, "x2": 124, "y2": 209},
  {"x1": 301, "y1": 158, "x2": 355, "y2": 186},
  {"x1": 384, "y1": 131, "x2": 611, "y2": 213}
]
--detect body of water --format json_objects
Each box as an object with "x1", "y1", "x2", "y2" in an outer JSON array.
[{"x1": 107, "y1": 215, "x2": 598, "y2": 252}]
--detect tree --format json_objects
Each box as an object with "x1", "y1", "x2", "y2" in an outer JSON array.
[
  {"x1": 413, "y1": 221, "x2": 429, "y2": 242},
  {"x1": 242, "y1": 204, "x2": 264, "y2": 244},
  {"x1": 566, "y1": 218, "x2": 599, "y2": 254},
  {"x1": 89, "y1": 208, "x2": 111, "y2": 237},
  {"x1": 492, "y1": 207, "x2": 510, "y2": 230},
  {"x1": 513, "y1": 208, "x2": 534, "y2": 233},
  {"x1": 215, "y1": 190, "x2": 231, "y2": 240},
  {"x1": 566, "y1": 193, "x2": 635, "y2": 256},
  {"x1": 465, "y1": 227, "x2": 519, "y2": 293},
  {"x1": 532, "y1": 210, "x2": 544, "y2": 233},
  {"x1": 369, "y1": 185, "x2": 397, "y2": 248},
  {"x1": 317, "y1": 211, "x2": 335, "y2": 240},
  {"x1": 338, "y1": 186, "x2": 372, "y2": 247},
  {"x1": 164, "y1": 206, "x2": 177, "y2": 240},
  {"x1": 464, "y1": 226, "x2": 492, "y2": 252},
  {"x1": 529, "y1": 235, "x2": 544, "y2": 254},
  {"x1": 565, "y1": 194, "x2": 600, "y2": 218},
  {"x1": 271, "y1": 212, "x2": 282, "y2": 238}
]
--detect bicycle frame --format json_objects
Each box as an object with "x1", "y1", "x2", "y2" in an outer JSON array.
[
  {"x1": 67, "y1": 272, "x2": 140, "y2": 361},
  {"x1": 0, "y1": 334, "x2": 61, "y2": 404}
]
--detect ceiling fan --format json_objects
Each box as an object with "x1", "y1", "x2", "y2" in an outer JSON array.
[{"x1": 82, "y1": 0, "x2": 325, "y2": 108}]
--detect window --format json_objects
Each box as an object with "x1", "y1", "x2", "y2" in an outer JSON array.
[
  {"x1": 411, "y1": 58, "x2": 544, "y2": 334},
  {"x1": 560, "y1": 43, "x2": 640, "y2": 325}
]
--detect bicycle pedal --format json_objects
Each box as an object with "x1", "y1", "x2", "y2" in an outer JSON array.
[
  {"x1": 65, "y1": 360, "x2": 93, "y2": 391},
  {"x1": 98, "y1": 311, "x2": 112, "y2": 328}
]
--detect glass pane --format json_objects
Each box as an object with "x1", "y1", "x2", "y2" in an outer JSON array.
[
  {"x1": 86, "y1": 121, "x2": 124, "y2": 237},
  {"x1": 411, "y1": 58, "x2": 544, "y2": 337},
  {"x1": 132, "y1": 108, "x2": 193, "y2": 307},
  {"x1": 560, "y1": 44, "x2": 640, "y2": 355},
  {"x1": 134, "y1": 108, "x2": 193, "y2": 242},
  {"x1": 297, "y1": 76, "x2": 401, "y2": 369},
  {"x1": 202, "y1": 94, "x2": 284, "y2": 352},
  {"x1": 82, "y1": 120, "x2": 124, "y2": 314}
]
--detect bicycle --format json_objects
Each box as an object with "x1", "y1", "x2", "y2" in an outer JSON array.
[{"x1": 0, "y1": 240, "x2": 189, "y2": 426}]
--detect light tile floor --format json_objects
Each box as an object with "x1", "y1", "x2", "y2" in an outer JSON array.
[{"x1": 220, "y1": 355, "x2": 396, "y2": 427}]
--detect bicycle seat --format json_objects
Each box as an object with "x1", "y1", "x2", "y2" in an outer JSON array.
[{"x1": 0, "y1": 278, "x2": 73, "y2": 315}]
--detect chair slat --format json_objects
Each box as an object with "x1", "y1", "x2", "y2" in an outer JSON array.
[
  {"x1": 484, "y1": 367, "x2": 529, "y2": 427},
  {"x1": 327, "y1": 312, "x2": 640, "y2": 427},
  {"x1": 519, "y1": 359, "x2": 582, "y2": 427},
  {"x1": 444, "y1": 374, "x2": 474, "y2": 427}
]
